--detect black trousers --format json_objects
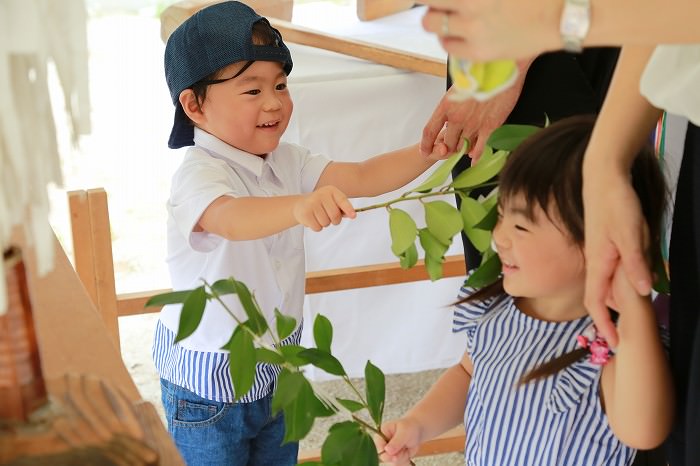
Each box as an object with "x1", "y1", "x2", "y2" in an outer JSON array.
[{"x1": 669, "y1": 122, "x2": 700, "y2": 466}]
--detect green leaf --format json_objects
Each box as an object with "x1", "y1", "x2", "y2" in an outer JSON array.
[
  {"x1": 336, "y1": 398, "x2": 364, "y2": 413},
  {"x1": 425, "y1": 254, "x2": 444, "y2": 281},
  {"x1": 451, "y1": 148, "x2": 508, "y2": 189},
  {"x1": 424, "y1": 201, "x2": 463, "y2": 245},
  {"x1": 210, "y1": 278, "x2": 237, "y2": 296},
  {"x1": 277, "y1": 372, "x2": 335, "y2": 443},
  {"x1": 279, "y1": 345, "x2": 310, "y2": 367},
  {"x1": 298, "y1": 348, "x2": 346, "y2": 376},
  {"x1": 313, "y1": 314, "x2": 333, "y2": 353},
  {"x1": 321, "y1": 421, "x2": 379, "y2": 466},
  {"x1": 465, "y1": 253, "x2": 502, "y2": 288},
  {"x1": 398, "y1": 243, "x2": 418, "y2": 270},
  {"x1": 255, "y1": 347, "x2": 285, "y2": 365},
  {"x1": 473, "y1": 202, "x2": 499, "y2": 230},
  {"x1": 460, "y1": 197, "x2": 491, "y2": 252},
  {"x1": 389, "y1": 209, "x2": 417, "y2": 256},
  {"x1": 226, "y1": 325, "x2": 256, "y2": 401},
  {"x1": 174, "y1": 286, "x2": 206, "y2": 343},
  {"x1": 231, "y1": 280, "x2": 268, "y2": 336},
  {"x1": 486, "y1": 124, "x2": 539, "y2": 151},
  {"x1": 274, "y1": 308, "x2": 297, "y2": 341},
  {"x1": 145, "y1": 290, "x2": 192, "y2": 307},
  {"x1": 410, "y1": 142, "x2": 467, "y2": 193},
  {"x1": 272, "y1": 368, "x2": 304, "y2": 414},
  {"x1": 364, "y1": 360, "x2": 385, "y2": 426},
  {"x1": 418, "y1": 228, "x2": 449, "y2": 262},
  {"x1": 652, "y1": 256, "x2": 670, "y2": 295}
]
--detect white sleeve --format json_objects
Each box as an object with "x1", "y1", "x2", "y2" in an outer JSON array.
[
  {"x1": 297, "y1": 146, "x2": 332, "y2": 193},
  {"x1": 167, "y1": 151, "x2": 248, "y2": 252}
]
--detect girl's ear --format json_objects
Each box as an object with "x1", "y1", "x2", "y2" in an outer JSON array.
[{"x1": 179, "y1": 89, "x2": 205, "y2": 125}]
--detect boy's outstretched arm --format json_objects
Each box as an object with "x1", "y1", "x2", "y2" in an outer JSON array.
[
  {"x1": 375, "y1": 352, "x2": 472, "y2": 464},
  {"x1": 197, "y1": 185, "x2": 356, "y2": 241},
  {"x1": 600, "y1": 265, "x2": 674, "y2": 449},
  {"x1": 317, "y1": 141, "x2": 449, "y2": 198}
]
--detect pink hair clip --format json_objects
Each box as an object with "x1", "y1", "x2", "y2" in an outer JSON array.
[{"x1": 576, "y1": 324, "x2": 613, "y2": 365}]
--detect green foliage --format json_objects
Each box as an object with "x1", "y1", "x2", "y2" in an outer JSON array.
[
  {"x1": 148, "y1": 281, "x2": 394, "y2": 465},
  {"x1": 366, "y1": 123, "x2": 541, "y2": 286}
]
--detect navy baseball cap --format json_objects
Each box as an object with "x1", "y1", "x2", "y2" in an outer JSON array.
[{"x1": 164, "y1": 1, "x2": 293, "y2": 149}]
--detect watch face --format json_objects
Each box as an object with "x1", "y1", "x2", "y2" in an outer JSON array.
[
  {"x1": 561, "y1": 3, "x2": 590, "y2": 37},
  {"x1": 560, "y1": 0, "x2": 590, "y2": 52}
]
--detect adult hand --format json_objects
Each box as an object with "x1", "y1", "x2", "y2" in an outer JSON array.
[
  {"x1": 420, "y1": 63, "x2": 527, "y2": 162},
  {"x1": 583, "y1": 169, "x2": 652, "y2": 348},
  {"x1": 420, "y1": 0, "x2": 561, "y2": 61}
]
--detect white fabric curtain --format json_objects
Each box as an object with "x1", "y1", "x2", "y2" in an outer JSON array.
[{"x1": 0, "y1": 0, "x2": 90, "y2": 313}]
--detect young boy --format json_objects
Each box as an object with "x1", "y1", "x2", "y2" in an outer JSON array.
[{"x1": 154, "y1": 2, "x2": 446, "y2": 465}]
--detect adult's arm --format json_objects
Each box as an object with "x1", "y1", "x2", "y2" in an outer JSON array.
[
  {"x1": 582, "y1": 45, "x2": 662, "y2": 346},
  {"x1": 420, "y1": 0, "x2": 700, "y2": 61}
]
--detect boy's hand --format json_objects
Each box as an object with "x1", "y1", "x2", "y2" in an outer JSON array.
[
  {"x1": 374, "y1": 418, "x2": 422, "y2": 465},
  {"x1": 293, "y1": 185, "x2": 356, "y2": 232},
  {"x1": 424, "y1": 128, "x2": 454, "y2": 162}
]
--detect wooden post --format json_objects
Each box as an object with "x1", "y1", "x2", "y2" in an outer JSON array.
[{"x1": 67, "y1": 189, "x2": 120, "y2": 350}]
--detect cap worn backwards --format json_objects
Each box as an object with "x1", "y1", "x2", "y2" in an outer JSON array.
[{"x1": 164, "y1": 1, "x2": 293, "y2": 149}]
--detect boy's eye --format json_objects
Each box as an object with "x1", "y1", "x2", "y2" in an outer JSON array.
[
  {"x1": 244, "y1": 89, "x2": 261, "y2": 95},
  {"x1": 515, "y1": 224, "x2": 529, "y2": 232},
  {"x1": 276, "y1": 83, "x2": 287, "y2": 91}
]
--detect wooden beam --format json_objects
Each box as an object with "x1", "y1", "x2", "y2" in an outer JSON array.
[
  {"x1": 114, "y1": 255, "x2": 467, "y2": 316},
  {"x1": 159, "y1": 1, "x2": 445, "y2": 77},
  {"x1": 268, "y1": 18, "x2": 446, "y2": 77}
]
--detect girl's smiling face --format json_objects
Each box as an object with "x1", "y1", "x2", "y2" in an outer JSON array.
[
  {"x1": 195, "y1": 60, "x2": 293, "y2": 156},
  {"x1": 492, "y1": 193, "x2": 586, "y2": 319}
]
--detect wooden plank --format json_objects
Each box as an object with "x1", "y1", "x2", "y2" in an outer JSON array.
[
  {"x1": 86, "y1": 189, "x2": 120, "y2": 350},
  {"x1": 159, "y1": 2, "x2": 445, "y2": 77},
  {"x1": 268, "y1": 18, "x2": 446, "y2": 77},
  {"x1": 357, "y1": 0, "x2": 414, "y2": 21},
  {"x1": 114, "y1": 255, "x2": 467, "y2": 316},
  {"x1": 68, "y1": 190, "x2": 98, "y2": 308},
  {"x1": 10, "y1": 227, "x2": 184, "y2": 464},
  {"x1": 298, "y1": 425, "x2": 465, "y2": 462}
]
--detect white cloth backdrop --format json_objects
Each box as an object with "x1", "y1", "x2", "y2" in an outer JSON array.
[{"x1": 283, "y1": 5, "x2": 466, "y2": 380}]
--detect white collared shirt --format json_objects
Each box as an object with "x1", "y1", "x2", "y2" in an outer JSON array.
[{"x1": 160, "y1": 128, "x2": 331, "y2": 352}]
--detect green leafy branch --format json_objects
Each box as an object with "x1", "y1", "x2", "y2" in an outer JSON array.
[
  {"x1": 360, "y1": 124, "x2": 540, "y2": 287},
  {"x1": 146, "y1": 280, "x2": 400, "y2": 466}
]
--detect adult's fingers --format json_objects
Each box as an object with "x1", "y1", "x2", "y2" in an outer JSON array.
[
  {"x1": 618, "y1": 223, "x2": 653, "y2": 296},
  {"x1": 421, "y1": 100, "x2": 448, "y2": 156},
  {"x1": 584, "y1": 243, "x2": 619, "y2": 347}
]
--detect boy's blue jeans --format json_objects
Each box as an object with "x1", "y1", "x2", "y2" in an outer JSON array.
[{"x1": 160, "y1": 378, "x2": 298, "y2": 466}]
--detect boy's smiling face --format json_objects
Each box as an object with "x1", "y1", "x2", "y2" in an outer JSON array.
[{"x1": 189, "y1": 60, "x2": 292, "y2": 156}]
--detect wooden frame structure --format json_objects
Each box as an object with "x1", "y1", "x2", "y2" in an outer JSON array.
[{"x1": 67, "y1": 188, "x2": 467, "y2": 461}]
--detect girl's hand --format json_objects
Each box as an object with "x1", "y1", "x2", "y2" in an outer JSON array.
[
  {"x1": 293, "y1": 185, "x2": 356, "y2": 231},
  {"x1": 374, "y1": 418, "x2": 422, "y2": 465}
]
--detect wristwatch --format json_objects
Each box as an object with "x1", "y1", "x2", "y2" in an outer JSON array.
[{"x1": 559, "y1": 0, "x2": 591, "y2": 53}]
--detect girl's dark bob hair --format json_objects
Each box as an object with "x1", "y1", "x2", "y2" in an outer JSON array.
[{"x1": 461, "y1": 114, "x2": 668, "y2": 384}]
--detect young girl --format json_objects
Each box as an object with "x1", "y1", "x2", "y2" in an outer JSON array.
[{"x1": 375, "y1": 115, "x2": 674, "y2": 466}]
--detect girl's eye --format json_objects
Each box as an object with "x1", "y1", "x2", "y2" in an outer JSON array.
[
  {"x1": 276, "y1": 83, "x2": 287, "y2": 91},
  {"x1": 244, "y1": 89, "x2": 261, "y2": 95}
]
